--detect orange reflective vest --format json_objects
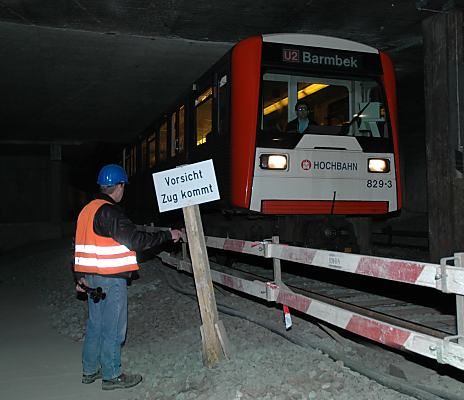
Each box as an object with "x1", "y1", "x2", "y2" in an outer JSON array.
[{"x1": 74, "y1": 199, "x2": 139, "y2": 275}]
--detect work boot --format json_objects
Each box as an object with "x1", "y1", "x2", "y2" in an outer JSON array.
[
  {"x1": 82, "y1": 370, "x2": 102, "y2": 384},
  {"x1": 102, "y1": 373, "x2": 142, "y2": 390}
]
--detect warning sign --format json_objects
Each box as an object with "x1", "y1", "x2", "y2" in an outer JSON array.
[{"x1": 152, "y1": 159, "x2": 220, "y2": 212}]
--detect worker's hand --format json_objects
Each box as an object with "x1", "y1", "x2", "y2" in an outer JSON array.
[
  {"x1": 76, "y1": 277, "x2": 88, "y2": 293},
  {"x1": 169, "y1": 228, "x2": 183, "y2": 243}
]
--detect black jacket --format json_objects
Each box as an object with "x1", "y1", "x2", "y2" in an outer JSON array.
[
  {"x1": 286, "y1": 117, "x2": 317, "y2": 133},
  {"x1": 93, "y1": 194, "x2": 172, "y2": 251},
  {"x1": 74, "y1": 193, "x2": 172, "y2": 279}
]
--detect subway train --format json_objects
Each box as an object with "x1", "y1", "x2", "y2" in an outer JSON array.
[{"x1": 122, "y1": 33, "x2": 401, "y2": 251}]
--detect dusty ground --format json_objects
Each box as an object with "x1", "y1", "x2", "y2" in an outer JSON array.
[{"x1": 5, "y1": 238, "x2": 464, "y2": 400}]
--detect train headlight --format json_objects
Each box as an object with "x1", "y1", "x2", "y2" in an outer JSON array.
[
  {"x1": 368, "y1": 158, "x2": 390, "y2": 173},
  {"x1": 260, "y1": 154, "x2": 288, "y2": 170}
]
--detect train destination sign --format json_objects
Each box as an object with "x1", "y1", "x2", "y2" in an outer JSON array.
[
  {"x1": 262, "y1": 43, "x2": 382, "y2": 75},
  {"x1": 152, "y1": 159, "x2": 220, "y2": 212}
]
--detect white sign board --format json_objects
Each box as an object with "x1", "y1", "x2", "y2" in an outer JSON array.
[{"x1": 152, "y1": 159, "x2": 220, "y2": 212}]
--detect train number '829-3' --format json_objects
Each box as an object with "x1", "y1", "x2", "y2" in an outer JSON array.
[{"x1": 366, "y1": 179, "x2": 392, "y2": 189}]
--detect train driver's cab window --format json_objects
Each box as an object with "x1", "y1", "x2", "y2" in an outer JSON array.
[
  {"x1": 356, "y1": 82, "x2": 389, "y2": 138},
  {"x1": 261, "y1": 73, "x2": 388, "y2": 138},
  {"x1": 195, "y1": 87, "x2": 213, "y2": 145},
  {"x1": 296, "y1": 81, "x2": 348, "y2": 128},
  {"x1": 262, "y1": 80, "x2": 289, "y2": 132}
]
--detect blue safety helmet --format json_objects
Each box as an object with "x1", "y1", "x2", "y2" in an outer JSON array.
[{"x1": 97, "y1": 164, "x2": 129, "y2": 186}]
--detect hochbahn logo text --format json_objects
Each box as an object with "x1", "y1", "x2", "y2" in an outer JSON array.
[
  {"x1": 283, "y1": 49, "x2": 360, "y2": 69},
  {"x1": 301, "y1": 159, "x2": 358, "y2": 171}
]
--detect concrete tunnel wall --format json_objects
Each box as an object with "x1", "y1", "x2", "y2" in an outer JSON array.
[
  {"x1": 397, "y1": 74, "x2": 428, "y2": 216},
  {"x1": 0, "y1": 155, "x2": 75, "y2": 252}
]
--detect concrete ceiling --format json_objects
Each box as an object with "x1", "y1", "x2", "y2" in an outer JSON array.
[{"x1": 0, "y1": 0, "x2": 449, "y2": 144}]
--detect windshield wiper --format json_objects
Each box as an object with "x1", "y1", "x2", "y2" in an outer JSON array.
[{"x1": 340, "y1": 102, "x2": 371, "y2": 135}]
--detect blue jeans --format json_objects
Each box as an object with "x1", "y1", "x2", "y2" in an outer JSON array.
[{"x1": 82, "y1": 274, "x2": 128, "y2": 380}]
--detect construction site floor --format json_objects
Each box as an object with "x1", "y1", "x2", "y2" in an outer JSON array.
[{"x1": 0, "y1": 240, "x2": 129, "y2": 400}]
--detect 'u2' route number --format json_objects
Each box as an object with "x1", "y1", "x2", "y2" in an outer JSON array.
[{"x1": 366, "y1": 179, "x2": 392, "y2": 189}]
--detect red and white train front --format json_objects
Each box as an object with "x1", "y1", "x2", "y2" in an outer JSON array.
[{"x1": 229, "y1": 34, "x2": 401, "y2": 218}]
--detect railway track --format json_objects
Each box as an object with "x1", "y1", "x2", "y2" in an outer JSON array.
[
  {"x1": 154, "y1": 229, "x2": 464, "y2": 372},
  {"x1": 210, "y1": 254, "x2": 457, "y2": 339},
  {"x1": 372, "y1": 228, "x2": 429, "y2": 250},
  {"x1": 161, "y1": 254, "x2": 464, "y2": 400}
]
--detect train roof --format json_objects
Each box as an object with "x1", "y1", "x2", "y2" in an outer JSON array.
[{"x1": 262, "y1": 33, "x2": 379, "y2": 54}]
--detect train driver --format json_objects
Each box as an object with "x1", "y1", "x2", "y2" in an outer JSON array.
[{"x1": 286, "y1": 100, "x2": 317, "y2": 134}]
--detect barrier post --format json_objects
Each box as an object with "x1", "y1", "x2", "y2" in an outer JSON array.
[
  {"x1": 272, "y1": 236, "x2": 282, "y2": 284},
  {"x1": 455, "y1": 253, "x2": 464, "y2": 344}
]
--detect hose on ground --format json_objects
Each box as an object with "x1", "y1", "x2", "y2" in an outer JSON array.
[{"x1": 162, "y1": 268, "x2": 460, "y2": 400}]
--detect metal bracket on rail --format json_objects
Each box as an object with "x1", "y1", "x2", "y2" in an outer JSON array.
[
  {"x1": 263, "y1": 236, "x2": 293, "y2": 293},
  {"x1": 434, "y1": 335, "x2": 464, "y2": 365},
  {"x1": 265, "y1": 282, "x2": 280, "y2": 302},
  {"x1": 436, "y1": 256, "x2": 453, "y2": 293},
  {"x1": 436, "y1": 254, "x2": 463, "y2": 293},
  {"x1": 435, "y1": 252, "x2": 464, "y2": 294},
  {"x1": 437, "y1": 253, "x2": 464, "y2": 341},
  {"x1": 261, "y1": 238, "x2": 273, "y2": 258}
]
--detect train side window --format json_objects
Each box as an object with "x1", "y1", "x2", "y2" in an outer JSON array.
[
  {"x1": 178, "y1": 105, "x2": 185, "y2": 153},
  {"x1": 140, "y1": 138, "x2": 147, "y2": 170},
  {"x1": 130, "y1": 144, "x2": 137, "y2": 176},
  {"x1": 124, "y1": 146, "x2": 131, "y2": 175},
  {"x1": 148, "y1": 132, "x2": 156, "y2": 168},
  {"x1": 170, "y1": 112, "x2": 177, "y2": 157},
  {"x1": 159, "y1": 121, "x2": 168, "y2": 161},
  {"x1": 195, "y1": 87, "x2": 213, "y2": 145}
]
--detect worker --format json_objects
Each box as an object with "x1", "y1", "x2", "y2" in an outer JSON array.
[{"x1": 74, "y1": 164, "x2": 182, "y2": 390}]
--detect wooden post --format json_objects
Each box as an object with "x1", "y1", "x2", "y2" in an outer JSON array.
[
  {"x1": 152, "y1": 159, "x2": 228, "y2": 364},
  {"x1": 423, "y1": 8, "x2": 464, "y2": 262},
  {"x1": 182, "y1": 204, "x2": 230, "y2": 367}
]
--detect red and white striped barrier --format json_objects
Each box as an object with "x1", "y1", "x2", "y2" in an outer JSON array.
[
  {"x1": 145, "y1": 225, "x2": 464, "y2": 370},
  {"x1": 204, "y1": 236, "x2": 464, "y2": 296},
  {"x1": 159, "y1": 251, "x2": 464, "y2": 371},
  {"x1": 273, "y1": 288, "x2": 462, "y2": 368}
]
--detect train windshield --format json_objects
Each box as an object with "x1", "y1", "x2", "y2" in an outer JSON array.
[{"x1": 261, "y1": 73, "x2": 389, "y2": 138}]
